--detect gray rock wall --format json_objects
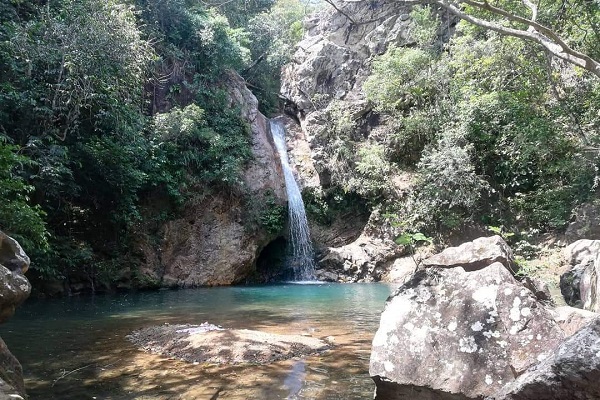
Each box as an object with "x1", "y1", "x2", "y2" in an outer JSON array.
[{"x1": 137, "y1": 71, "x2": 287, "y2": 287}]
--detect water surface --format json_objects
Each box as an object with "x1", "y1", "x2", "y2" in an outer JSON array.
[{"x1": 1, "y1": 283, "x2": 393, "y2": 399}]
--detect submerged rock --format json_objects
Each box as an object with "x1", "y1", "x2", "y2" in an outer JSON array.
[
  {"x1": 0, "y1": 231, "x2": 32, "y2": 399},
  {"x1": 128, "y1": 324, "x2": 329, "y2": 365}
]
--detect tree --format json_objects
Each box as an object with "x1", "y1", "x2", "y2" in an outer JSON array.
[
  {"x1": 363, "y1": 6, "x2": 598, "y2": 233},
  {"x1": 331, "y1": 0, "x2": 600, "y2": 78}
]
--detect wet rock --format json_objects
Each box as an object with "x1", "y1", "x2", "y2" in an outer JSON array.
[
  {"x1": 278, "y1": 115, "x2": 320, "y2": 191},
  {"x1": 315, "y1": 270, "x2": 338, "y2": 282},
  {"x1": 422, "y1": 235, "x2": 517, "y2": 273},
  {"x1": 560, "y1": 239, "x2": 600, "y2": 311},
  {"x1": 370, "y1": 257, "x2": 565, "y2": 398},
  {"x1": 0, "y1": 232, "x2": 31, "y2": 399},
  {"x1": 319, "y1": 235, "x2": 402, "y2": 282},
  {"x1": 226, "y1": 72, "x2": 286, "y2": 200},
  {"x1": 496, "y1": 317, "x2": 600, "y2": 400}
]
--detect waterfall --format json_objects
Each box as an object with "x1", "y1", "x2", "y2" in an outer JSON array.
[{"x1": 270, "y1": 119, "x2": 316, "y2": 281}]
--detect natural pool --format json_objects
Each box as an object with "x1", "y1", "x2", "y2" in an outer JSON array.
[{"x1": 1, "y1": 282, "x2": 394, "y2": 399}]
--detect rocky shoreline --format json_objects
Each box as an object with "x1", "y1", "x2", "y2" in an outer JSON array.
[{"x1": 370, "y1": 235, "x2": 600, "y2": 400}]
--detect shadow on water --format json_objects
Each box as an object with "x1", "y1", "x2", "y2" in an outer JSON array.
[{"x1": 1, "y1": 283, "x2": 394, "y2": 399}]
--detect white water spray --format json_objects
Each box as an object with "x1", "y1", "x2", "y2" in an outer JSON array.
[{"x1": 270, "y1": 119, "x2": 316, "y2": 281}]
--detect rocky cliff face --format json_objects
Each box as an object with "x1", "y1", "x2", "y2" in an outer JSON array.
[
  {"x1": 136, "y1": 71, "x2": 286, "y2": 287},
  {"x1": 281, "y1": 0, "x2": 414, "y2": 187},
  {"x1": 280, "y1": 0, "x2": 435, "y2": 280},
  {"x1": 0, "y1": 231, "x2": 32, "y2": 399}
]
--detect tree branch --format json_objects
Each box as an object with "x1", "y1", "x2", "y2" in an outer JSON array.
[
  {"x1": 350, "y1": 0, "x2": 600, "y2": 78},
  {"x1": 324, "y1": 0, "x2": 356, "y2": 24}
]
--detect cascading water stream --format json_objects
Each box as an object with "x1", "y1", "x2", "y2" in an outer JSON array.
[{"x1": 270, "y1": 119, "x2": 316, "y2": 281}]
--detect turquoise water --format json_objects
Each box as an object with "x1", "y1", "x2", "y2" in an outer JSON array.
[{"x1": 1, "y1": 283, "x2": 393, "y2": 399}]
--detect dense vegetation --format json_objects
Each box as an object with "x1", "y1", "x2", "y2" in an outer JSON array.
[
  {"x1": 1, "y1": 0, "x2": 599, "y2": 289},
  {"x1": 329, "y1": 4, "x2": 600, "y2": 240},
  {"x1": 0, "y1": 0, "x2": 309, "y2": 288}
]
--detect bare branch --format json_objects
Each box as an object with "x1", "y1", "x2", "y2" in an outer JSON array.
[
  {"x1": 379, "y1": 0, "x2": 600, "y2": 78},
  {"x1": 334, "y1": 0, "x2": 600, "y2": 78},
  {"x1": 324, "y1": 0, "x2": 356, "y2": 23},
  {"x1": 452, "y1": 0, "x2": 600, "y2": 78},
  {"x1": 522, "y1": 0, "x2": 538, "y2": 25}
]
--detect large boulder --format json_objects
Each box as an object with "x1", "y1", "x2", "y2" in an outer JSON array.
[
  {"x1": 318, "y1": 235, "x2": 403, "y2": 282},
  {"x1": 370, "y1": 261, "x2": 565, "y2": 399},
  {"x1": 565, "y1": 201, "x2": 600, "y2": 242},
  {"x1": 136, "y1": 72, "x2": 287, "y2": 287},
  {"x1": 496, "y1": 316, "x2": 600, "y2": 400},
  {"x1": 422, "y1": 235, "x2": 516, "y2": 273},
  {"x1": 0, "y1": 231, "x2": 32, "y2": 399},
  {"x1": 560, "y1": 239, "x2": 600, "y2": 311},
  {"x1": 0, "y1": 232, "x2": 31, "y2": 323},
  {"x1": 158, "y1": 195, "x2": 272, "y2": 287}
]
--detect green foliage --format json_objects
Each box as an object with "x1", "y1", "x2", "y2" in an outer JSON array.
[
  {"x1": 258, "y1": 193, "x2": 286, "y2": 235},
  {"x1": 362, "y1": 6, "x2": 599, "y2": 234},
  {"x1": 408, "y1": 6, "x2": 439, "y2": 47},
  {"x1": 208, "y1": 0, "x2": 276, "y2": 28},
  {"x1": 137, "y1": 0, "x2": 247, "y2": 79},
  {"x1": 395, "y1": 232, "x2": 432, "y2": 246},
  {"x1": 364, "y1": 47, "x2": 438, "y2": 112},
  {"x1": 406, "y1": 130, "x2": 488, "y2": 232},
  {"x1": 151, "y1": 104, "x2": 251, "y2": 187},
  {"x1": 243, "y1": 0, "x2": 312, "y2": 114},
  {"x1": 0, "y1": 0, "x2": 256, "y2": 288},
  {"x1": 0, "y1": 140, "x2": 48, "y2": 252},
  {"x1": 460, "y1": 92, "x2": 596, "y2": 229},
  {"x1": 487, "y1": 225, "x2": 515, "y2": 240},
  {"x1": 303, "y1": 187, "x2": 369, "y2": 226},
  {"x1": 348, "y1": 144, "x2": 393, "y2": 200}
]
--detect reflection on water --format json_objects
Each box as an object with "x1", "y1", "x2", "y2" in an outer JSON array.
[
  {"x1": 0, "y1": 283, "x2": 394, "y2": 399},
  {"x1": 284, "y1": 359, "x2": 306, "y2": 399}
]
